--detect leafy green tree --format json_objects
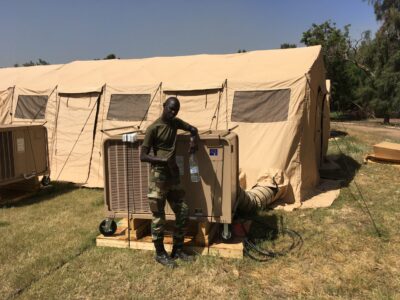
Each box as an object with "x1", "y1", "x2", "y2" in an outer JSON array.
[
  {"x1": 104, "y1": 53, "x2": 117, "y2": 59},
  {"x1": 14, "y1": 59, "x2": 50, "y2": 67},
  {"x1": 22, "y1": 61, "x2": 36, "y2": 67},
  {"x1": 301, "y1": 21, "x2": 361, "y2": 112},
  {"x1": 364, "y1": 0, "x2": 400, "y2": 123},
  {"x1": 37, "y1": 58, "x2": 49, "y2": 65},
  {"x1": 280, "y1": 43, "x2": 297, "y2": 49}
]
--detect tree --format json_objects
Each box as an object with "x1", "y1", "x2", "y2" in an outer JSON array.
[
  {"x1": 364, "y1": 0, "x2": 400, "y2": 123},
  {"x1": 301, "y1": 21, "x2": 362, "y2": 112},
  {"x1": 280, "y1": 43, "x2": 297, "y2": 49},
  {"x1": 37, "y1": 59, "x2": 49, "y2": 65},
  {"x1": 22, "y1": 61, "x2": 36, "y2": 67},
  {"x1": 104, "y1": 53, "x2": 117, "y2": 59},
  {"x1": 14, "y1": 59, "x2": 50, "y2": 67}
]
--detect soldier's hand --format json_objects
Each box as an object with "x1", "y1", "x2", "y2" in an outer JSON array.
[{"x1": 189, "y1": 137, "x2": 198, "y2": 153}]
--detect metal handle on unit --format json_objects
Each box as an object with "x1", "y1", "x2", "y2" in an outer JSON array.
[
  {"x1": 101, "y1": 125, "x2": 140, "y2": 132},
  {"x1": 23, "y1": 172, "x2": 37, "y2": 180}
]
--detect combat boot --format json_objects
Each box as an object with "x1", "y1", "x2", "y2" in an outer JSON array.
[
  {"x1": 154, "y1": 241, "x2": 177, "y2": 268},
  {"x1": 170, "y1": 245, "x2": 194, "y2": 262}
]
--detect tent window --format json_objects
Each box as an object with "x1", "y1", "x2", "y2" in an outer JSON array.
[
  {"x1": 14, "y1": 95, "x2": 48, "y2": 119},
  {"x1": 107, "y1": 94, "x2": 150, "y2": 121},
  {"x1": 231, "y1": 89, "x2": 290, "y2": 123}
]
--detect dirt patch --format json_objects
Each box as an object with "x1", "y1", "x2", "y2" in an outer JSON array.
[{"x1": 332, "y1": 122, "x2": 400, "y2": 140}]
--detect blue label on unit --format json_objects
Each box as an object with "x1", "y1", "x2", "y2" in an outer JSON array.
[{"x1": 209, "y1": 148, "x2": 218, "y2": 156}]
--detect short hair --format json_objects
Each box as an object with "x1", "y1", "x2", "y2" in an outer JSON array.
[{"x1": 163, "y1": 97, "x2": 180, "y2": 107}]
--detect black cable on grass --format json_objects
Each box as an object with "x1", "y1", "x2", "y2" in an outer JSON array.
[
  {"x1": 240, "y1": 219, "x2": 303, "y2": 262},
  {"x1": 332, "y1": 136, "x2": 382, "y2": 237},
  {"x1": 330, "y1": 105, "x2": 382, "y2": 237}
]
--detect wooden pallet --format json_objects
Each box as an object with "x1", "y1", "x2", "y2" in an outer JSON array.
[
  {"x1": 373, "y1": 142, "x2": 400, "y2": 161},
  {"x1": 96, "y1": 219, "x2": 244, "y2": 259},
  {"x1": 365, "y1": 153, "x2": 400, "y2": 164}
]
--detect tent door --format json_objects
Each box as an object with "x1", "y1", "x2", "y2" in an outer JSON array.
[{"x1": 52, "y1": 93, "x2": 99, "y2": 183}]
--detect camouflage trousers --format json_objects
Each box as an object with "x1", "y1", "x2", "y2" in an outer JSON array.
[{"x1": 147, "y1": 166, "x2": 189, "y2": 247}]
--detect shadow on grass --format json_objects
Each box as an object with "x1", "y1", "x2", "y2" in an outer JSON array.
[
  {"x1": 248, "y1": 214, "x2": 279, "y2": 240},
  {"x1": 0, "y1": 221, "x2": 11, "y2": 227},
  {"x1": 0, "y1": 181, "x2": 78, "y2": 208},
  {"x1": 320, "y1": 153, "x2": 361, "y2": 188},
  {"x1": 330, "y1": 130, "x2": 348, "y2": 138}
]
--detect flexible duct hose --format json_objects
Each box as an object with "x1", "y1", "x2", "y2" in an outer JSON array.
[{"x1": 236, "y1": 185, "x2": 278, "y2": 215}]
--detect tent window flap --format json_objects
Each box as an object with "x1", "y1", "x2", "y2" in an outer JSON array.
[
  {"x1": 231, "y1": 89, "x2": 290, "y2": 123},
  {"x1": 15, "y1": 95, "x2": 49, "y2": 119},
  {"x1": 107, "y1": 94, "x2": 150, "y2": 121}
]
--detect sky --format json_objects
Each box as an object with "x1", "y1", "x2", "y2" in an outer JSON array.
[{"x1": 0, "y1": 0, "x2": 379, "y2": 67}]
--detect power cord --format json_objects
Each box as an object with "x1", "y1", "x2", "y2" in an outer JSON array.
[{"x1": 240, "y1": 218, "x2": 303, "y2": 262}]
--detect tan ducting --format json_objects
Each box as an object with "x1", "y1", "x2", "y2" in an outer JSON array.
[
  {"x1": 236, "y1": 185, "x2": 278, "y2": 214},
  {"x1": 236, "y1": 169, "x2": 288, "y2": 214}
]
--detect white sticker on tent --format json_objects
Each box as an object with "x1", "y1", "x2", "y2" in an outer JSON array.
[
  {"x1": 176, "y1": 156, "x2": 184, "y2": 176},
  {"x1": 17, "y1": 138, "x2": 25, "y2": 153}
]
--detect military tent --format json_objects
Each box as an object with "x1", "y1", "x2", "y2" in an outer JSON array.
[{"x1": 0, "y1": 45, "x2": 329, "y2": 206}]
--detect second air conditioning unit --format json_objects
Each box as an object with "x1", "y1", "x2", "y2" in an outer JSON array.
[{"x1": 0, "y1": 125, "x2": 50, "y2": 187}]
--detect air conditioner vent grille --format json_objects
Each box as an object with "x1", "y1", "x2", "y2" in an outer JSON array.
[
  {"x1": 0, "y1": 131, "x2": 15, "y2": 181},
  {"x1": 107, "y1": 141, "x2": 150, "y2": 213}
]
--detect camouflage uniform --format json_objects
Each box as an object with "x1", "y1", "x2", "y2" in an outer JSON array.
[
  {"x1": 142, "y1": 117, "x2": 192, "y2": 248},
  {"x1": 147, "y1": 164, "x2": 189, "y2": 247}
]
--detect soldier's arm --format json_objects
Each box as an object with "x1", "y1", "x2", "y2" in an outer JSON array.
[
  {"x1": 177, "y1": 119, "x2": 199, "y2": 153},
  {"x1": 140, "y1": 146, "x2": 168, "y2": 164}
]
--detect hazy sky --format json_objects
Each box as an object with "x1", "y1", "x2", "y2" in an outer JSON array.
[{"x1": 0, "y1": 0, "x2": 379, "y2": 67}]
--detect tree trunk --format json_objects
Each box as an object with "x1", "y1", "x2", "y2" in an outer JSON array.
[{"x1": 383, "y1": 114, "x2": 390, "y2": 124}]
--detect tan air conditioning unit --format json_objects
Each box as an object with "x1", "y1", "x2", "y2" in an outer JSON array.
[
  {"x1": 0, "y1": 125, "x2": 50, "y2": 187},
  {"x1": 101, "y1": 131, "x2": 238, "y2": 236}
]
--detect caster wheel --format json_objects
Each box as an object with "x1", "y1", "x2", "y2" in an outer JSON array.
[
  {"x1": 221, "y1": 224, "x2": 233, "y2": 242},
  {"x1": 41, "y1": 176, "x2": 51, "y2": 186},
  {"x1": 99, "y1": 219, "x2": 117, "y2": 236}
]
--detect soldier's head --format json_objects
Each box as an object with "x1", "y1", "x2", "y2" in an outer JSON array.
[{"x1": 162, "y1": 97, "x2": 180, "y2": 122}]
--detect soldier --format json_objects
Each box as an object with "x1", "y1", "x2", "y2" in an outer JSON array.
[{"x1": 140, "y1": 96, "x2": 198, "y2": 268}]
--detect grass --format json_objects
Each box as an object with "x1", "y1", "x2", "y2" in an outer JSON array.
[{"x1": 1, "y1": 123, "x2": 400, "y2": 299}]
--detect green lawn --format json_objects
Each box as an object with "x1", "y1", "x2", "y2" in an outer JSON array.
[{"x1": 1, "y1": 124, "x2": 400, "y2": 299}]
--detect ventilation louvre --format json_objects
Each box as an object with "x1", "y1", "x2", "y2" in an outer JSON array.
[{"x1": 107, "y1": 140, "x2": 150, "y2": 213}]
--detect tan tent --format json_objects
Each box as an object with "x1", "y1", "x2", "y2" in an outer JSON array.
[{"x1": 0, "y1": 46, "x2": 329, "y2": 206}]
